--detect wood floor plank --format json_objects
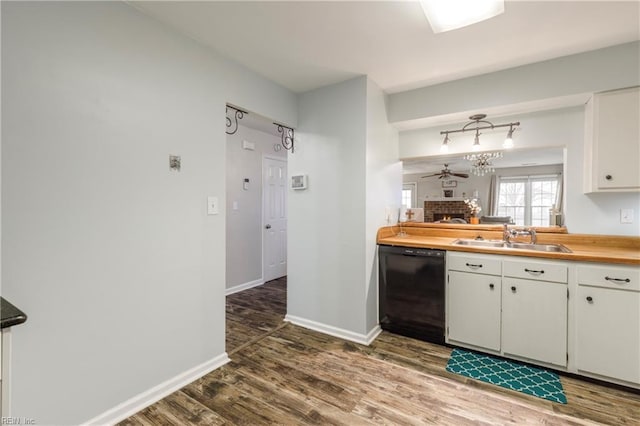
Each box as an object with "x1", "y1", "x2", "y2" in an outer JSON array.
[{"x1": 122, "y1": 276, "x2": 640, "y2": 426}]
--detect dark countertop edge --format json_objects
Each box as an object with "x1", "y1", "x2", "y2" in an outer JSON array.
[{"x1": 1, "y1": 297, "x2": 28, "y2": 329}]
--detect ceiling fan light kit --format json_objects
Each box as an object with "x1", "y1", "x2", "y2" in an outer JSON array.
[{"x1": 422, "y1": 164, "x2": 470, "y2": 180}]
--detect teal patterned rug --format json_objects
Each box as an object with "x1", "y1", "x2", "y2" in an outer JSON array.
[{"x1": 446, "y1": 348, "x2": 567, "y2": 404}]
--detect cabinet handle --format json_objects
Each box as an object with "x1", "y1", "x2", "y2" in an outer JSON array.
[
  {"x1": 605, "y1": 276, "x2": 630, "y2": 283},
  {"x1": 524, "y1": 268, "x2": 544, "y2": 275},
  {"x1": 465, "y1": 263, "x2": 483, "y2": 269},
  {"x1": 489, "y1": 283, "x2": 495, "y2": 289},
  {"x1": 511, "y1": 286, "x2": 517, "y2": 293},
  {"x1": 605, "y1": 174, "x2": 612, "y2": 181},
  {"x1": 586, "y1": 296, "x2": 593, "y2": 303}
]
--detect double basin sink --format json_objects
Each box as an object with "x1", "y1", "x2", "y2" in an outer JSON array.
[{"x1": 452, "y1": 238, "x2": 572, "y2": 253}]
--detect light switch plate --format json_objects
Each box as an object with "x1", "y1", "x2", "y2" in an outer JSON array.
[
  {"x1": 207, "y1": 196, "x2": 219, "y2": 215},
  {"x1": 620, "y1": 209, "x2": 634, "y2": 224}
]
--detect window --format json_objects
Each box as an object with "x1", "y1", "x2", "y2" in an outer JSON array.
[
  {"x1": 402, "y1": 183, "x2": 417, "y2": 209},
  {"x1": 496, "y1": 175, "x2": 560, "y2": 226}
]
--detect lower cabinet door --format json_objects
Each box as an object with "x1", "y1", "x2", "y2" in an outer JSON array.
[
  {"x1": 502, "y1": 278, "x2": 567, "y2": 366},
  {"x1": 576, "y1": 286, "x2": 640, "y2": 384},
  {"x1": 448, "y1": 271, "x2": 501, "y2": 351}
]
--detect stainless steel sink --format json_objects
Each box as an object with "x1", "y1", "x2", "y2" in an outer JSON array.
[
  {"x1": 451, "y1": 239, "x2": 506, "y2": 248},
  {"x1": 506, "y1": 242, "x2": 572, "y2": 253},
  {"x1": 452, "y1": 239, "x2": 572, "y2": 253}
]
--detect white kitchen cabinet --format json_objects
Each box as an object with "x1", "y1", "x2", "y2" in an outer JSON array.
[
  {"x1": 584, "y1": 86, "x2": 640, "y2": 193},
  {"x1": 448, "y1": 270, "x2": 501, "y2": 351},
  {"x1": 502, "y1": 278, "x2": 568, "y2": 366},
  {"x1": 576, "y1": 264, "x2": 640, "y2": 385},
  {"x1": 502, "y1": 258, "x2": 568, "y2": 366}
]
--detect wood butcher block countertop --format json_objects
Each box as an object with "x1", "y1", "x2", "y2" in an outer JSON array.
[{"x1": 377, "y1": 223, "x2": 640, "y2": 265}]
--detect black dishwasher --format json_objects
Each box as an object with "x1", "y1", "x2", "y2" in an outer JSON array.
[{"x1": 378, "y1": 245, "x2": 445, "y2": 344}]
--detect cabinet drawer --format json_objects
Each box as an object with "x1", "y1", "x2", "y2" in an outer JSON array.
[
  {"x1": 447, "y1": 252, "x2": 501, "y2": 275},
  {"x1": 503, "y1": 259, "x2": 567, "y2": 283},
  {"x1": 577, "y1": 264, "x2": 640, "y2": 291}
]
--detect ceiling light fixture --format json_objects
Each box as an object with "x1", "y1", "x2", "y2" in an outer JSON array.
[
  {"x1": 503, "y1": 125, "x2": 515, "y2": 148},
  {"x1": 420, "y1": 0, "x2": 505, "y2": 33},
  {"x1": 439, "y1": 114, "x2": 520, "y2": 152},
  {"x1": 464, "y1": 151, "x2": 503, "y2": 176},
  {"x1": 440, "y1": 134, "x2": 450, "y2": 153}
]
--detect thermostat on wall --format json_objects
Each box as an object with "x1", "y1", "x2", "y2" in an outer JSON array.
[{"x1": 291, "y1": 174, "x2": 308, "y2": 190}]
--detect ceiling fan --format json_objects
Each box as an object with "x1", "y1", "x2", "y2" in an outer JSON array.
[{"x1": 421, "y1": 164, "x2": 469, "y2": 179}]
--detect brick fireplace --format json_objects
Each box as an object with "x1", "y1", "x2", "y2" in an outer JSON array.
[{"x1": 424, "y1": 200, "x2": 471, "y2": 223}]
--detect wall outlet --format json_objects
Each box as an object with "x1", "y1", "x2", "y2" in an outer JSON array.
[
  {"x1": 207, "y1": 196, "x2": 219, "y2": 215},
  {"x1": 620, "y1": 209, "x2": 634, "y2": 224}
]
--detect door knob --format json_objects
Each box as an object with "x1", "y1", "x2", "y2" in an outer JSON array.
[{"x1": 265, "y1": 224, "x2": 272, "y2": 229}]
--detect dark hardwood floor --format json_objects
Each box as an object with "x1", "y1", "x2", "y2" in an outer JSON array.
[
  {"x1": 225, "y1": 277, "x2": 287, "y2": 355},
  {"x1": 121, "y1": 277, "x2": 639, "y2": 425}
]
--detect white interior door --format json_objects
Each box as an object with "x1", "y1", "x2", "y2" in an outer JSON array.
[{"x1": 263, "y1": 157, "x2": 287, "y2": 282}]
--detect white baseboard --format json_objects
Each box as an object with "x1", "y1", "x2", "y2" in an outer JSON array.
[
  {"x1": 83, "y1": 352, "x2": 230, "y2": 426},
  {"x1": 365, "y1": 325, "x2": 383, "y2": 345},
  {"x1": 285, "y1": 315, "x2": 381, "y2": 346},
  {"x1": 225, "y1": 278, "x2": 264, "y2": 296}
]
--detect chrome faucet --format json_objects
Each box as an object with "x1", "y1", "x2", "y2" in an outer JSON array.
[
  {"x1": 503, "y1": 224, "x2": 511, "y2": 243},
  {"x1": 503, "y1": 224, "x2": 537, "y2": 244}
]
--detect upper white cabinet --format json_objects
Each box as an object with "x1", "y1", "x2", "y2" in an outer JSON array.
[{"x1": 584, "y1": 86, "x2": 640, "y2": 193}]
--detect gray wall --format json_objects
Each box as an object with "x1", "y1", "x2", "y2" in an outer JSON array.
[
  {"x1": 288, "y1": 77, "x2": 368, "y2": 334},
  {"x1": 365, "y1": 79, "x2": 402, "y2": 331},
  {"x1": 288, "y1": 76, "x2": 401, "y2": 339},
  {"x1": 388, "y1": 42, "x2": 640, "y2": 124},
  {"x1": 226, "y1": 124, "x2": 285, "y2": 290},
  {"x1": 1, "y1": 2, "x2": 296, "y2": 424}
]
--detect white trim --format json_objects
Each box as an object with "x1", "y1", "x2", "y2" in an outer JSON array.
[
  {"x1": 2, "y1": 330, "x2": 12, "y2": 417},
  {"x1": 285, "y1": 315, "x2": 382, "y2": 346},
  {"x1": 365, "y1": 325, "x2": 383, "y2": 345},
  {"x1": 83, "y1": 352, "x2": 230, "y2": 426},
  {"x1": 225, "y1": 278, "x2": 264, "y2": 296}
]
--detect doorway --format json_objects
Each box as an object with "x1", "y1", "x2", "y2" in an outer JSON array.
[{"x1": 224, "y1": 106, "x2": 289, "y2": 354}]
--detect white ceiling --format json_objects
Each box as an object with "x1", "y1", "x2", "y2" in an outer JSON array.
[{"x1": 131, "y1": 1, "x2": 639, "y2": 94}]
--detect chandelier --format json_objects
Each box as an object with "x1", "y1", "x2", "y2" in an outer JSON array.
[{"x1": 464, "y1": 151, "x2": 503, "y2": 176}]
